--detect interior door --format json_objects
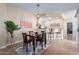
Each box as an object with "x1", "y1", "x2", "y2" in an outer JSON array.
[{"x1": 67, "y1": 22, "x2": 73, "y2": 40}]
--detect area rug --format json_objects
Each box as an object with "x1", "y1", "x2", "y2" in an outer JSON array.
[{"x1": 16, "y1": 43, "x2": 49, "y2": 55}]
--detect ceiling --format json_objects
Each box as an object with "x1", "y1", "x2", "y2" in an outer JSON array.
[
  {"x1": 8, "y1": 3, "x2": 79, "y2": 13},
  {"x1": 8, "y1": 3, "x2": 79, "y2": 18}
]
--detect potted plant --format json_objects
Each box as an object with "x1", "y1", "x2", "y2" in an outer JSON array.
[{"x1": 4, "y1": 20, "x2": 19, "y2": 45}]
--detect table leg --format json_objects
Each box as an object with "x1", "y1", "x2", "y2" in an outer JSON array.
[{"x1": 33, "y1": 38, "x2": 35, "y2": 52}]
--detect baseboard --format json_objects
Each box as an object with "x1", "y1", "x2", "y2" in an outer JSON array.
[
  {"x1": 0, "y1": 40, "x2": 23, "y2": 49},
  {"x1": 0, "y1": 45, "x2": 8, "y2": 49}
]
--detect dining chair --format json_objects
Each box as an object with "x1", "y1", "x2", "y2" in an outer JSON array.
[
  {"x1": 35, "y1": 31, "x2": 47, "y2": 49},
  {"x1": 29, "y1": 31, "x2": 34, "y2": 45},
  {"x1": 22, "y1": 32, "x2": 35, "y2": 52},
  {"x1": 42, "y1": 31, "x2": 47, "y2": 47},
  {"x1": 29, "y1": 31, "x2": 34, "y2": 35}
]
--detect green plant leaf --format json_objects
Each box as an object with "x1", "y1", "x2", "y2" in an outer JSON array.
[{"x1": 4, "y1": 20, "x2": 19, "y2": 34}]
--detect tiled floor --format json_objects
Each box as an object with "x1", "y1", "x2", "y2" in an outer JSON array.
[{"x1": 0, "y1": 40, "x2": 79, "y2": 55}]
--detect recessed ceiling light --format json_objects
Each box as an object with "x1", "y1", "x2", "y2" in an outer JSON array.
[
  {"x1": 48, "y1": 17, "x2": 52, "y2": 20},
  {"x1": 55, "y1": 17, "x2": 58, "y2": 19}
]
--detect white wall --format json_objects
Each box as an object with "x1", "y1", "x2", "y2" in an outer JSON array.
[
  {"x1": 63, "y1": 17, "x2": 77, "y2": 40},
  {"x1": 0, "y1": 4, "x2": 8, "y2": 48},
  {"x1": 0, "y1": 4, "x2": 37, "y2": 48},
  {"x1": 76, "y1": 17, "x2": 79, "y2": 46},
  {"x1": 63, "y1": 10, "x2": 77, "y2": 40}
]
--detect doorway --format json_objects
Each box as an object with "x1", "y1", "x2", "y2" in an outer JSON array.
[{"x1": 67, "y1": 22, "x2": 73, "y2": 40}]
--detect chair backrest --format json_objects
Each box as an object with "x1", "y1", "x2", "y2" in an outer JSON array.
[
  {"x1": 44, "y1": 32, "x2": 46, "y2": 40},
  {"x1": 41, "y1": 31, "x2": 44, "y2": 33},
  {"x1": 29, "y1": 31, "x2": 34, "y2": 35},
  {"x1": 35, "y1": 32, "x2": 39, "y2": 37},
  {"x1": 29, "y1": 31, "x2": 34, "y2": 40},
  {"x1": 22, "y1": 32, "x2": 27, "y2": 42},
  {"x1": 41, "y1": 31, "x2": 46, "y2": 40}
]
